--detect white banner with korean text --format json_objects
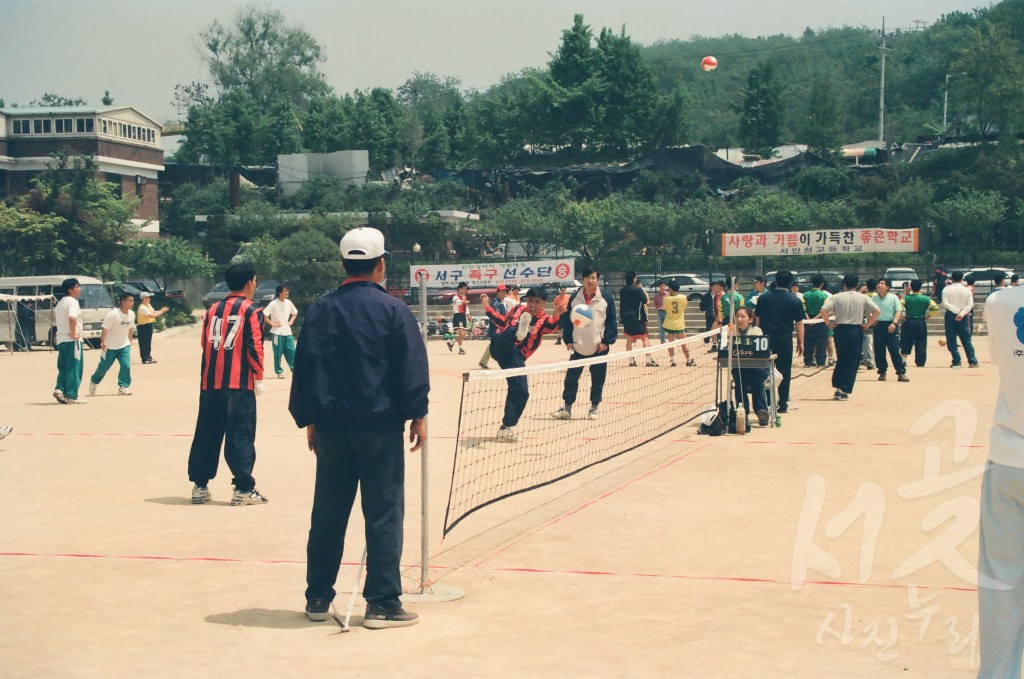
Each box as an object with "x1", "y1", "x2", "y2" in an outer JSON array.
[
  {"x1": 720, "y1": 228, "x2": 919, "y2": 257},
  {"x1": 409, "y1": 259, "x2": 575, "y2": 289}
]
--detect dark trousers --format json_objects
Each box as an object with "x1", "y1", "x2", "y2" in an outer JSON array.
[
  {"x1": 832, "y1": 325, "x2": 864, "y2": 394},
  {"x1": 187, "y1": 389, "x2": 257, "y2": 491},
  {"x1": 873, "y1": 324, "x2": 907, "y2": 375},
  {"x1": 804, "y1": 323, "x2": 828, "y2": 367},
  {"x1": 562, "y1": 348, "x2": 610, "y2": 407},
  {"x1": 944, "y1": 312, "x2": 978, "y2": 366},
  {"x1": 491, "y1": 338, "x2": 529, "y2": 427},
  {"x1": 305, "y1": 423, "x2": 405, "y2": 607},
  {"x1": 732, "y1": 367, "x2": 769, "y2": 413},
  {"x1": 899, "y1": 318, "x2": 928, "y2": 367},
  {"x1": 767, "y1": 333, "x2": 793, "y2": 408},
  {"x1": 137, "y1": 323, "x2": 154, "y2": 361}
]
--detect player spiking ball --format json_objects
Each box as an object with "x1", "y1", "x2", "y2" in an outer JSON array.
[{"x1": 480, "y1": 287, "x2": 568, "y2": 442}]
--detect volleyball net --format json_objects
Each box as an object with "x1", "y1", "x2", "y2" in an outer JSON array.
[{"x1": 443, "y1": 329, "x2": 722, "y2": 535}]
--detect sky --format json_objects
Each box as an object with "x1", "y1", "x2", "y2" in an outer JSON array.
[{"x1": 0, "y1": 0, "x2": 988, "y2": 124}]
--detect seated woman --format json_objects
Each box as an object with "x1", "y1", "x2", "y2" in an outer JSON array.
[{"x1": 731, "y1": 307, "x2": 771, "y2": 427}]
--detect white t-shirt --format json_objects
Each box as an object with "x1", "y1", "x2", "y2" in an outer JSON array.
[
  {"x1": 102, "y1": 308, "x2": 136, "y2": 350},
  {"x1": 54, "y1": 295, "x2": 81, "y2": 344},
  {"x1": 984, "y1": 286, "x2": 1024, "y2": 468},
  {"x1": 265, "y1": 298, "x2": 298, "y2": 336}
]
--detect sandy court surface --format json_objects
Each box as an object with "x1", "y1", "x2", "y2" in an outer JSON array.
[{"x1": 0, "y1": 323, "x2": 994, "y2": 678}]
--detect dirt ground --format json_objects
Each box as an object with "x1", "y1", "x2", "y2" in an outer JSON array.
[{"x1": 0, "y1": 323, "x2": 994, "y2": 678}]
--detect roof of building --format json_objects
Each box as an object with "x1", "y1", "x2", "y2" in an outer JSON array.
[{"x1": 0, "y1": 106, "x2": 162, "y2": 125}]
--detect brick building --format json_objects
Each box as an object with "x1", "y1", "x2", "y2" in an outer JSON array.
[{"x1": 0, "y1": 106, "x2": 165, "y2": 232}]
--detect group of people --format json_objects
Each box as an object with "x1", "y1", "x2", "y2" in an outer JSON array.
[{"x1": 50, "y1": 278, "x2": 170, "y2": 404}]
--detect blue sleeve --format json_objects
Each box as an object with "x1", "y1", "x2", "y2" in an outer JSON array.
[{"x1": 390, "y1": 304, "x2": 430, "y2": 421}]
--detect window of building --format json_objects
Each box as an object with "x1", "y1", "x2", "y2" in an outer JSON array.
[
  {"x1": 100, "y1": 119, "x2": 108, "y2": 134},
  {"x1": 76, "y1": 118, "x2": 95, "y2": 133},
  {"x1": 55, "y1": 118, "x2": 73, "y2": 133},
  {"x1": 34, "y1": 119, "x2": 54, "y2": 134},
  {"x1": 13, "y1": 119, "x2": 31, "y2": 134}
]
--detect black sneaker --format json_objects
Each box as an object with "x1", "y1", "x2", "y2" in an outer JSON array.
[
  {"x1": 305, "y1": 597, "x2": 331, "y2": 622},
  {"x1": 777, "y1": 404, "x2": 789, "y2": 414},
  {"x1": 363, "y1": 603, "x2": 419, "y2": 629},
  {"x1": 756, "y1": 409, "x2": 770, "y2": 427}
]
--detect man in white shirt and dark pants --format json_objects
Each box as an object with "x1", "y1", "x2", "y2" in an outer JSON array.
[
  {"x1": 941, "y1": 270, "x2": 979, "y2": 368},
  {"x1": 265, "y1": 285, "x2": 298, "y2": 378},
  {"x1": 977, "y1": 283, "x2": 1024, "y2": 677}
]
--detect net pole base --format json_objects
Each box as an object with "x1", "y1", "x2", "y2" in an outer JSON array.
[{"x1": 404, "y1": 584, "x2": 466, "y2": 603}]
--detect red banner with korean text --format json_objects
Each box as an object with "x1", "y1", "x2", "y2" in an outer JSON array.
[{"x1": 720, "y1": 228, "x2": 919, "y2": 257}]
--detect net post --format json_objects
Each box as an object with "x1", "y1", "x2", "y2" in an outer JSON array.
[{"x1": 407, "y1": 270, "x2": 465, "y2": 603}]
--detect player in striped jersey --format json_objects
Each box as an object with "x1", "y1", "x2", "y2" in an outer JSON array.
[
  {"x1": 481, "y1": 287, "x2": 567, "y2": 442},
  {"x1": 187, "y1": 262, "x2": 267, "y2": 506}
]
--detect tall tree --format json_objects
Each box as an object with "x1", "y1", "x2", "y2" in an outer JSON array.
[
  {"x1": 540, "y1": 14, "x2": 605, "y2": 154},
  {"x1": 802, "y1": 78, "x2": 843, "y2": 160},
  {"x1": 738, "y1": 62, "x2": 784, "y2": 157},
  {"x1": 950, "y1": 20, "x2": 1024, "y2": 144}
]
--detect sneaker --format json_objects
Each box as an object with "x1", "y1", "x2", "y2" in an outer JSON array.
[
  {"x1": 834, "y1": 389, "x2": 844, "y2": 400},
  {"x1": 968, "y1": 362, "x2": 980, "y2": 369},
  {"x1": 588, "y1": 406, "x2": 599, "y2": 420},
  {"x1": 836, "y1": 391, "x2": 849, "y2": 401},
  {"x1": 827, "y1": 358, "x2": 836, "y2": 366},
  {"x1": 777, "y1": 404, "x2": 789, "y2": 414},
  {"x1": 878, "y1": 373, "x2": 887, "y2": 381},
  {"x1": 143, "y1": 359, "x2": 157, "y2": 364},
  {"x1": 685, "y1": 358, "x2": 697, "y2": 367},
  {"x1": 88, "y1": 381, "x2": 98, "y2": 396},
  {"x1": 192, "y1": 484, "x2": 211, "y2": 505},
  {"x1": 458, "y1": 348, "x2": 466, "y2": 355},
  {"x1": 865, "y1": 363, "x2": 875, "y2": 370},
  {"x1": 897, "y1": 374, "x2": 910, "y2": 383},
  {"x1": 53, "y1": 389, "x2": 68, "y2": 404},
  {"x1": 951, "y1": 363, "x2": 962, "y2": 369},
  {"x1": 0, "y1": 425, "x2": 12, "y2": 441},
  {"x1": 670, "y1": 360, "x2": 677, "y2": 367},
  {"x1": 756, "y1": 409, "x2": 770, "y2": 427},
  {"x1": 628, "y1": 358, "x2": 637, "y2": 367},
  {"x1": 496, "y1": 426, "x2": 519, "y2": 442},
  {"x1": 363, "y1": 603, "x2": 418, "y2": 629},
  {"x1": 446, "y1": 340, "x2": 454, "y2": 352},
  {"x1": 276, "y1": 373, "x2": 285, "y2": 379},
  {"x1": 65, "y1": 398, "x2": 87, "y2": 405},
  {"x1": 231, "y1": 488, "x2": 268, "y2": 505},
  {"x1": 478, "y1": 362, "x2": 489, "y2": 370},
  {"x1": 645, "y1": 359, "x2": 659, "y2": 367},
  {"x1": 516, "y1": 312, "x2": 533, "y2": 341},
  {"x1": 551, "y1": 407, "x2": 572, "y2": 420},
  {"x1": 117, "y1": 387, "x2": 132, "y2": 396},
  {"x1": 305, "y1": 597, "x2": 331, "y2": 623}
]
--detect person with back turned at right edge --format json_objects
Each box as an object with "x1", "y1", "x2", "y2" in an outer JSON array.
[
  {"x1": 754, "y1": 270, "x2": 804, "y2": 414},
  {"x1": 290, "y1": 227, "x2": 428, "y2": 629},
  {"x1": 942, "y1": 270, "x2": 979, "y2": 369},
  {"x1": 818, "y1": 274, "x2": 880, "y2": 401}
]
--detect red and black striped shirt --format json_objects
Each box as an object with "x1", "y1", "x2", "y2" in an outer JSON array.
[
  {"x1": 485, "y1": 303, "x2": 561, "y2": 360},
  {"x1": 199, "y1": 293, "x2": 264, "y2": 390}
]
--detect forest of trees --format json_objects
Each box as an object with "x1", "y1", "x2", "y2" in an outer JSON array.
[{"x1": 3, "y1": 1, "x2": 1024, "y2": 290}]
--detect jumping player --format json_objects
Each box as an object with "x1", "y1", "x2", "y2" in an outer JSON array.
[{"x1": 480, "y1": 287, "x2": 567, "y2": 442}]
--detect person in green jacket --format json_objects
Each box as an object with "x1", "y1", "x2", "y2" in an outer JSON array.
[
  {"x1": 900, "y1": 279, "x2": 939, "y2": 367},
  {"x1": 802, "y1": 274, "x2": 830, "y2": 367}
]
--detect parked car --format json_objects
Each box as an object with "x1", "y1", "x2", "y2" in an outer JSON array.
[
  {"x1": 882, "y1": 267, "x2": 920, "y2": 290},
  {"x1": 646, "y1": 273, "x2": 709, "y2": 302},
  {"x1": 254, "y1": 279, "x2": 279, "y2": 306},
  {"x1": 964, "y1": 267, "x2": 1015, "y2": 295},
  {"x1": 202, "y1": 281, "x2": 231, "y2": 309},
  {"x1": 795, "y1": 271, "x2": 844, "y2": 294},
  {"x1": 125, "y1": 277, "x2": 185, "y2": 300},
  {"x1": 109, "y1": 282, "x2": 146, "y2": 302}
]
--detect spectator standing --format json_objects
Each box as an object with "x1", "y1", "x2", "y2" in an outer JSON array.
[
  {"x1": 136, "y1": 292, "x2": 169, "y2": 364},
  {"x1": 745, "y1": 275, "x2": 767, "y2": 307},
  {"x1": 754, "y1": 270, "x2": 805, "y2": 414},
  {"x1": 620, "y1": 271, "x2": 656, "y2": 367},
  {"x1": 819, "y1": 274, "x2": 880, "y2": 400},
  {"x1": 860, "y1": 279, "x2": 877, "y2": 370},
  {"x1": 653, "y1": 282, "x2": 668, "y2": 343},
  {"x1": 802, "y1": 275, "x2": 830, "y2": 367},
  {"x1": 265, "y1": 285, "x2": 298, "y2": 378},
  {"x1": 871, "y1": 278, "x2": 909, "y2": 382},
  {"x1": 941, "y1": 271, "x2": 979, "y2": 368},
  {"x1": 290, "y1": 227, "x2": 427, "y2": 628},
  {"x1": 899, "y1": 279, "x2": 938, "y2": 367}
]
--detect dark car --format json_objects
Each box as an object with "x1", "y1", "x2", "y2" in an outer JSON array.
[
  {"x1": 125, "y1": 277, "x2": 185, "y2": 300},
  {"x1": 109, "y1": 282, "x2": 146, "y2": 302},
  {"x1": 965, "y1": 267, "x2": 1015, "y2": 295},
  {"x1": 202, "y1": 281, "x2": 231, "y2": 309},
  {"x1": 795, "y1": 271, "x2": 844, "y2": 294},
  {"x1": 255, "y1": 279, "x2": 280, "y2": 306}
]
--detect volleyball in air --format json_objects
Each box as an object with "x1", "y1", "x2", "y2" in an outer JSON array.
[
  {"x1": 570, "y1": 305, "x2": 594, "y2": 328},
  {"x1": 701, "y1": 55, "x2": 718, "y2": 72}
]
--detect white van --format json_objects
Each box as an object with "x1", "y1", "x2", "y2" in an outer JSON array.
[{"x1": 0, "y1": 275, "x2": 115, "y2": 348}]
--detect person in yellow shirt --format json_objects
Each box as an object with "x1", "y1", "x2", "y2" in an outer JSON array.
[
  {"x1": 661, "y1": 282, "x2": 696, "y2": 367},
  {"x1": 136, "y1": 292, "x2": 169, "y2": 364}
]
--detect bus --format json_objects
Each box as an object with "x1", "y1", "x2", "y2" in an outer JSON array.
[{"x1": 0, "y1": 275, "x2": 115, "y2": 348}]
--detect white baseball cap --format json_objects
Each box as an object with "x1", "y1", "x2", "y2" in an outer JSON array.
[{"x1": 339, "y1": 227, "x2": 389, "y2": 260}]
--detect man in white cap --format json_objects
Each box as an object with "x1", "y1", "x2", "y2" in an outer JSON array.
[{"x1": 290, "y1": 227, "x2": 428, "y2": 629}]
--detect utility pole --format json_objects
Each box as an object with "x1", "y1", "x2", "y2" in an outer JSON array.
[{"x1": 878, "y1": 18, "x2": 889, "y2": 145}]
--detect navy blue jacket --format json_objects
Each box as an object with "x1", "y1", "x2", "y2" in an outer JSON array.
[{"x1": 288, "y1": 280, "x2": 429, "y2": 429}]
